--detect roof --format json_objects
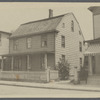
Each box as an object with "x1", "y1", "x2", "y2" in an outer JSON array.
[
  {"x1": 88, "y1": 6, "x2": 100, "y2": 15},
  {"x1": 85, "y1": 38, "x2": 100, "y2": 43},
  {"x1": 84, "y1": 43, "x2": 100, "y2": 55},
  {"x1": 10, "y1": 15, "x2": 64, "y2": 38},
  {"x1": 0, "y1": 31, "x2": 11, "y2": 35}
]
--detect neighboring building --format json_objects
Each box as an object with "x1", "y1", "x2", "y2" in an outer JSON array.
[
  {"x1": 85, "y1": 7, "x2": 100, "y2": 85},
  {"x1": 0, "y1": 31, "x2": 11, "y2": 70},
  {"x1": 0, "y1": 10, "x2": 85, "y2": 82}
]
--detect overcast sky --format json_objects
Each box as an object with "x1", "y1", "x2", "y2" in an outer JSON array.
[{"x1": 0, "y1": 3, "x2": 100, "y2": 40}]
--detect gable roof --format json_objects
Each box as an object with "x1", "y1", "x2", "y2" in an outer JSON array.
[{"x1": 10, "y1": 15, "x2": 64, "y2": 38}]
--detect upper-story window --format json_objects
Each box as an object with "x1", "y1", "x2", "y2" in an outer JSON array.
[
  {"x1": 62, "y1": 55, "x2": 65, "y2": 62},
  {"x1": 62, "y1": 23, "x2": 65, "y2": 28},
  {"x1": 27, "y1": 37, "x2": 32, "y2": 49},
  {"x1": 71, "y1": 20, "x2": 74, "y2": 32},
  {"x1": 13, "y1": 39, "x2": 18, "y2": 50},
  {"x1": 79, "y1": 42, "x2": 82, "y2": 52},
  {"x1": 79, "y1": 30, "x2": 81, "y2": 35},
  {"x1": 80, "y1": 57, "x2": 82, "y2": 69},
  {"x1": 61, "y1": 35, "x2": 65, "y2": 48},
  {"x1": 41, "y1": 34, "x2": 47, "y2": 47}
]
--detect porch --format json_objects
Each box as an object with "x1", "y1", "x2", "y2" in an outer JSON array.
[
  {"x1": 0, "y1": 52, "x2": 58, "y2": 82},
  {"x1": 84, "y1": 43, "x2": 100, "y2": 85}
]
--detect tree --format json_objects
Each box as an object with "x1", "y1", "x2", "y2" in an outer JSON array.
[{"x1": 57, "y1": 58, "x2": 70, "y2": 80}]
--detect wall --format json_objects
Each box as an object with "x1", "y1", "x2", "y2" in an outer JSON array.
[
  {"x1": 94, "y1": 14, "x2": 100, "y2": 39},
  {"x1": 55, "y1": 13, "x2": 85, "y2": 76},
  {"x1": 0, "y1": 33, "x2": 10, "y2": 56},
  {"x1": 9, "y1": 33, "x2": 55, "y2": 54}
]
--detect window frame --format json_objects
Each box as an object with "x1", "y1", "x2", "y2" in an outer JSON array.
[
  {"x1": 71, "y1": 20, "x2": 74, "y2": 32},
  {"x1": 61, "y1": 35, "x2": 65, "y2": 48},
  {"x1": 79, "y1": 42, "x2": 82, "y2": 52},
  {"x1": 41, "y1": 34, "x2": 47, "y2": 48},
  {"x1": 26, "y1": 37, "x2": 32, "y2": 49},
  {"x1": 79, "y1": 30, "x2": 81, "y2": 35},
  {"x1": 80, "y1": 57, "x2": 82, "y2": 69},
  {"x1": 13, "y1": 39, "x2": 18, "y2": 50},
  {"x1": 62, "y1": 23, "x2": 65, "y2": 28},
  {"x1": 62, "y1": 55, "x2": 65, "y2": 62}
]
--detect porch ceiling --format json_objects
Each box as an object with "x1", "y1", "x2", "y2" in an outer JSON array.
[
  {"x1": 0, "y1": 51, "x2": 55, "y2": 57},
  {"x1": 84, "y1": 43, "x2": 100, "y2": 55}
]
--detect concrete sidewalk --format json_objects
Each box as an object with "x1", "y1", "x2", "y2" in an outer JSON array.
[{"x1": 0, "y1": 80, "x2": 100, "y2": 92}]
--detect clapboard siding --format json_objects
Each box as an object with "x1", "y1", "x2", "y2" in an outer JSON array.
[
  {"x1": 9, "y1": 33, "x2": 55, "y2": 54},
  {"x1": 94, "y1": 14, "x2": 100, "y2": 39},
  {"x1": 55, "y1": 14, "x2": 85, "y2": 75},
  {"x1": 0, "y1": 33, "x2": 10, "y2": 56}
]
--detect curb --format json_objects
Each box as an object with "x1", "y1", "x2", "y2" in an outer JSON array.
[{"x1": 0, "y1": 83, "x2": 100, "y2": 92}]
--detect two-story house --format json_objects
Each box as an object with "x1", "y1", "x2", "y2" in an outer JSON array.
[
  {"x1": 0, "y1": 10, "x2": 85, "y2": 82},
  {"x1": 0, "y1": 31, "x2": 11, "y2": 70},
  {"x1": 85, "y1": 6, "x2": 100, "y2": 85}
]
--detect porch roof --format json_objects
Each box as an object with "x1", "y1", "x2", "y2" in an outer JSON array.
[
  {"x1": 84, "y1": 43, "x2": 100, "y2": 55},
  {"x1": 0, "y1": 51, "x2": 54, "y2": 57}
]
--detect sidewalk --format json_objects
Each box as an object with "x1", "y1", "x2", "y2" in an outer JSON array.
[{"x1": 0, "y1": 80, "x2": 100, "y2": 92}]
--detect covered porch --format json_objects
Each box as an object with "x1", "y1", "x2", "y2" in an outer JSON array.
[
  {"x1": 84, "y1": 43, "x2": 100, "y2": 75},
  {"x1": 84, "y1": 43, "x2": 100, "y2": 85},
  {"x1": 0, "y1": 51, "x2": 58, "y2": 82}
]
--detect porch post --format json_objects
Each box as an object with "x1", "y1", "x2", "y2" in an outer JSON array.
[
  {"x1": 44, "y1": 53, "x2": 50, "y2": 82},
  {"x1": 44, "y1": 53, "x2": 47, "y2": 69},
  {"x1": 1, "y1": 56, "x2": 4, "y2": 71},
  {"x1": 89, "y1": 55, "x2": 93, "y2": 75},
  {"x1": 27, "y1": 55, "x2": 30, "y2": 71},
  {"x1": 11, "y1": 56, "x2": 14, "y2": 71}
]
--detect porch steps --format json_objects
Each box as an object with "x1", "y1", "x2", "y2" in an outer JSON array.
[{"x1": 87, "y1": 75, "x2": 100, "y2": 85}]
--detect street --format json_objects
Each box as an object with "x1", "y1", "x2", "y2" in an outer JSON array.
[{"x1": 0, "y1": 85, "x2": 100, "y2": 98}]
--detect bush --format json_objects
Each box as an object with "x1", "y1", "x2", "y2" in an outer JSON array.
[{"x1": 57, "y1": 58, "x2": 70, "y2": 80}]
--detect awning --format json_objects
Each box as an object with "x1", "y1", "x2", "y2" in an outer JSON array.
[{"x1": 84, "y1": 43, "x2": 100, "y2": 55}]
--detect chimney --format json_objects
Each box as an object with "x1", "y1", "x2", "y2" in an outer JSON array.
[{"x1": 49, "y1": 9, "x2": 53, "y2": 18}]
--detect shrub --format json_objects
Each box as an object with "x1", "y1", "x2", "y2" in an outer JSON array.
[{"x1": 57, "y1": 58, "x2": 70, "y2": 80}]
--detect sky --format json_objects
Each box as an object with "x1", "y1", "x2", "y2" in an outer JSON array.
[{"x1": 0, "y1": 3, "x2": 100, "y2": 40}]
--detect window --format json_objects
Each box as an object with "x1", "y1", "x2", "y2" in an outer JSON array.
[
  {"x1": 41, "y1": 34, "x2": 47, "y2": 47},
  {"x1": 27, "y1": 37, "x2": 32, "y2": 49},
  {"x1": 71, "y1": 20, "x2": 74, "y2": 32},
  {"x1": 83, "y1": 41, "x2": 85, "y2": 46},
  {"x1": 84, "y1": 56, "x2": 88, "y2": 66},
  {"x1": 62, "y1": 55, "x2": 65, "y2": 61},
  {"x1": 13, "y1": 39, "x2": 18, "y2": 50},
  {"x1": 62, "y1": 23, "x2": 65, "y2": 28},
  {"x1": 79, "y1": 42, "x2": 82, "y2": 52},
  {"x1": 61, "y1": 36, "x2": 65, "y2": 48},
  {"x1": 79, "y1": 30, "x2": 81, "y2": 35},
  {"x1": 80, "y1": 58, "x2": 82, "y2": 69}
]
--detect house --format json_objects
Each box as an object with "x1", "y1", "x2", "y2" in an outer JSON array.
[
  {"x1": 84, "y1": 6, "x2": 100, "y2": 85},
  {"x1": 0, "y1": 10, "x2": 85, "y2": 82},
  {"x1": 0, "y1": 31, "x2": 11, "y2": 70}
]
